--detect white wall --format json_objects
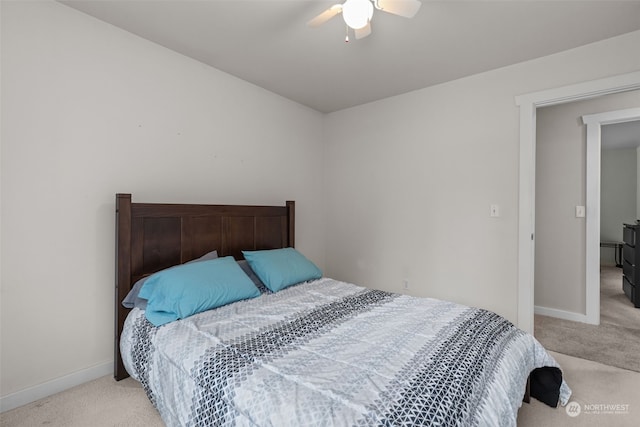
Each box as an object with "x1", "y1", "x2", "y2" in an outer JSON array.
[
  {"x1": 324, "y1": 30, "x2": 640, "y2": 324},
  {"x1": 0, "y1": 0, "x2": 325, "y2": 408},
  {"x1": 601, "y1": 148, "x2": 637, "y2": 264}
]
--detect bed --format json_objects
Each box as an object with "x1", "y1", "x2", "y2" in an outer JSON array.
[{"x1": 115, "y1": 193, "x2": 571, "y2": 426}]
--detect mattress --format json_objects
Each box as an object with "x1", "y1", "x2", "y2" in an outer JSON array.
[{"x1": 121, "y1": 278, "x2": 571, "y2": 426}]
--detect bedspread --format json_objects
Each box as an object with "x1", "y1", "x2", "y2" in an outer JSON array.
[{"x1": 121, "y1": 278, "x2": 571, "y2": 426}]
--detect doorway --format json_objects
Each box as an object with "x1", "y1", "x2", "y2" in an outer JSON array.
[
  {"x1": 515, "y1": 71, "x2": 640, "y2": 334},
  {"x1": 532, "y1": 102, "x2": 640, "y2": 326},
  {"x1": 582, "y1": 109, "x2": 640, "y2": 324}
]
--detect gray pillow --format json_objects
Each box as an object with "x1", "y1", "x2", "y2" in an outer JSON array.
[
  {"x1": 238, "y1": 260, "x2": 271, "y2": 294},
  {"x1": 186, "y1": 250, "x2": 219, "y2": 264},
  {"x1": 122, "y1": 250, "x2": 218, "y2": 309}
]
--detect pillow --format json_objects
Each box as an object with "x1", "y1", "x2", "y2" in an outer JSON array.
[
  {"x1": 122, "y1": 250, "x2": 218, "y2": 309},
  {"x1": 242, "y1": 247, "x2": 322, "y2": 292},
  {"x1": 138, "y1": 256, "x2": 260, "y2": 326},
  {"x1": 186, "y1": 250, "x2": 219, "y2": 263},
  {"x1": 237, "y1": 260, "x2": 270, "y2": 294},
  {"x1": 122, "y1": 277, "x2": 150, "y2": 310}
]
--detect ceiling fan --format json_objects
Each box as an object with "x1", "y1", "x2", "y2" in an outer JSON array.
[{"x1": 308, "y1": 0, "x2": 422, "y2": 41}]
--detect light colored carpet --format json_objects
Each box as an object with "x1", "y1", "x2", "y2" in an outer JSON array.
[
  {"x1": 534, "y1": 266, "x2": 640, "y2": 373},
  {"x1": 2, "y1": 351, "x2": 639, "y2": 427},
  {"x1": 0, "y1": 376, "x2": 163, "y2": 427},
  {"x1": 600, "y1": 265, "x2": 639, "y2": 330},
  {"x1": 516, "y1": 352, "x2": 640, "y2": 427}
]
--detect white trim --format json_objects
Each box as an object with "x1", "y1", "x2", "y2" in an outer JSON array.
[
  {"x1": 517, "y1": 102, "x2": 536, "y2": 333},
  {"x1": 584, "y1": 121, "x2": 602, "y2": 325},
  {"x1": 0, "y1": 361, "x2": 112, "y2": 413},
  {"x1": 515, "y1": 72, "x2": 640, "y2": 107},
  {"x1": 582, "y1": 107, "x2": 640, "y2": 126},
  {"x1": 516, "y1": 71, "x2": 640, "y2": 334},
  {"x1": 534, "y1": 305, "x2": 589, "y2": 324},
  {"x1": 581, "y1": 107, "x2": 640, "y2": 325}
]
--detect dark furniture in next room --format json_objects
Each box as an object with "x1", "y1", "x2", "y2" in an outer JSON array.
[
  {"x1": 623, "y1": 222, "x2": 640, "y2": 308},
  {"x1": 601, "y1": 241, "x2": 624, "y2": 267}
]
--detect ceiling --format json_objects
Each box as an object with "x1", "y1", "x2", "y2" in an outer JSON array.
[
  {"x1": 59, "y1": 1, "x2": 640, "y2": 113},
  {"x1": 603, "y1": 120, "x2": 640, "y2": 150}
]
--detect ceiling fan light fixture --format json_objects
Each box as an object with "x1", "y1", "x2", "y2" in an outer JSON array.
[
  {"x1": 342, "y1": 0, "x2": 373, "y2": 30},
  {"x1": 307, "y1": 0, "x2": 421, "y2": 41}
]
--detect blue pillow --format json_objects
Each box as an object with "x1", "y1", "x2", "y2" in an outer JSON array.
[
  {"x1": 138, "y1": 256, "x2": 260, "y2": 326},
  {"x1": 122, "y1": 250, "x2": 218, "y2": 309},
  {"x1": 242, "y1": 248, "x2": 322, "y2": 292}
]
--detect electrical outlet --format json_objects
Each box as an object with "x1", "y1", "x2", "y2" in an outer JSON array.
[{"x1": 403, "y1": 279, "x2": 409, "y2": 290}]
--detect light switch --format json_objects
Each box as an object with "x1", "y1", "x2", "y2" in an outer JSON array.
[
  {"x1": 490, "y1": 204, "x2": 500, "y2": 217},
  {"x1": 576, "y1": 205, "x2": 585, "y2": 218}
]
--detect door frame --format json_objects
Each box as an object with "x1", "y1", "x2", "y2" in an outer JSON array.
[{"x1": 515, "y1": 71, "x2": 640, "y2": 333}]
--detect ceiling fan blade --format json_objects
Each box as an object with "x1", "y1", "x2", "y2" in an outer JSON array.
[
  {"x1": 307, "y1": 4, "x2": 343, "y2": 28},
  {"x1": 355, "y1": 21, "x2": 372, "y2": 39},
  {"x1": 375, "y1": 0, "x2": 422, "y2": 18}
]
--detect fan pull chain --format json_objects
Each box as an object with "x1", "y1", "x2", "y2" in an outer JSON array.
[{"x1": 345, "y1": 24, "x2": 349, "y2": 42}]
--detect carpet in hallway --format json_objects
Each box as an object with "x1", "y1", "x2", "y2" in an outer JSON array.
[{"x1": 534, "y1": 266, "x2": 640, "y2": 373}]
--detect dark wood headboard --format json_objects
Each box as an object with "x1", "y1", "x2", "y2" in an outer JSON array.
[{"x1": 115, "y1": 193, "x2": 295, "y2": 380}]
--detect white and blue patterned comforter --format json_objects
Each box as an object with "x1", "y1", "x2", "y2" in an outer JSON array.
[{"x1": 121, "y1": 278, "x2": 571, "y2": 426}]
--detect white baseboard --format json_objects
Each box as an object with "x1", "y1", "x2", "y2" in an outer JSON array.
[
  {"x1": 534, "y1": 305, "x2": 591, "y2": 323},
  {"x1": 0, "y1": 361, "x2": 112, "y2": 413}
]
